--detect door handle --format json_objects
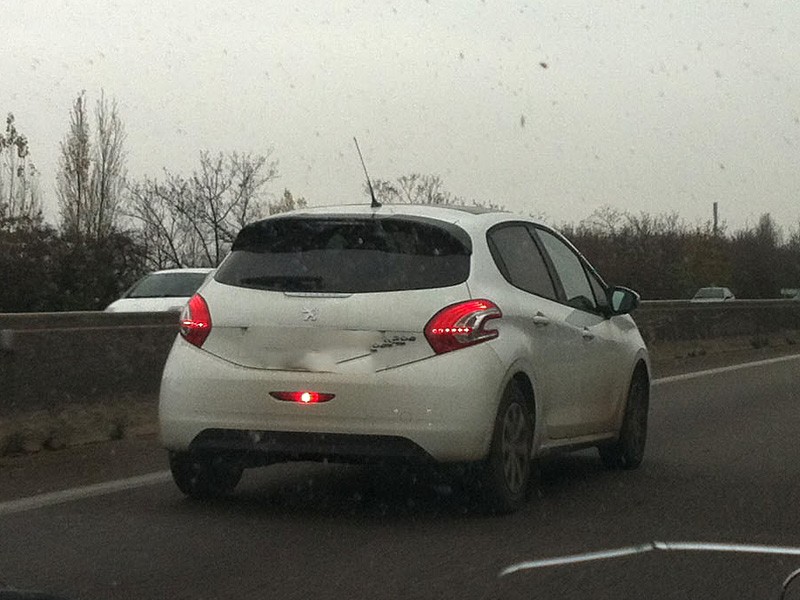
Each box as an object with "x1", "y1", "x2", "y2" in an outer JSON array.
[
  {"x1": 532, "y1": 312, "x2": 550, "y2": 327},
  {"x1": 582, "y1": 327, "x2": 595, "y2": 341}
]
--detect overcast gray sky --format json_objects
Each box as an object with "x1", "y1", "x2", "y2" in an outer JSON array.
[{"x1": 3, "y1": 0, "x2": 799, "y2": 230}]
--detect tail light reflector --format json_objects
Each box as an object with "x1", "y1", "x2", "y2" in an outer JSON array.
[
  {"x1": 180, "y1": 294, "x2": 212, "y2": 348},
  {"x1": 424, "y1": 299, "x2": 501, "y2": 354},
  {"x1": 270, "y1": 391, "x2": 335, "y2": 404}
]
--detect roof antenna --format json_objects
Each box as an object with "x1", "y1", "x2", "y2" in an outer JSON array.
[{"x1": 353, "y1": 137, "x2": 381, "y2": 209}]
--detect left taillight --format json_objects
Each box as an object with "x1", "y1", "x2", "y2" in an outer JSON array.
[{"x1": 180, "y1": 294, "x2": 212, "y2": 348}]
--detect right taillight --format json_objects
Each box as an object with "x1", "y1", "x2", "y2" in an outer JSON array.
[
  {"x1": 180, "y1": 294, "x2": 212, "y2": 348},
  {"x1": 424, "y1": 299, "x2": 502, "y2": 354}
]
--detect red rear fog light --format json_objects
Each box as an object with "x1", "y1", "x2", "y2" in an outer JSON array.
[{"x1": 270, "y1": 391, "x2": 335, "y2": 404}]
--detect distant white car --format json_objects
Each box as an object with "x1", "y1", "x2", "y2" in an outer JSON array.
[
  {"x1": 159, "y1": 204, "x2": 650, "y2": 513},
  {"x1": 105, "y1": 268, "x2": 214, "y2": 313},
  {"x1": 690, "y1": 287, "x2": 735, "y2": 303}
]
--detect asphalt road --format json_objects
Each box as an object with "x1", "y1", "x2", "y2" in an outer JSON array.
[{"x1": 1, "y1": 357, "x2": 799, "y2": 600}]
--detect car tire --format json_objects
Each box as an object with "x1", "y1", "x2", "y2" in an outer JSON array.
[
  {"x1": 473, "y1": 381, "x2": 534, "y2": 514},
  {"x1": 599, "y1": 368, "x2": 649, "y2": 470},
  {"x1": 169, "y1": 451, "x2": 244, "y2": 499}
]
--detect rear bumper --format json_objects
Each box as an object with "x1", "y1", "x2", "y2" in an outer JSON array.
[
  {"x1": 188, "y1": 429, "x2": 434, "y2": 465},
  {"x1": 159, "y1": 337, "x2": 507, "y2": 463}
]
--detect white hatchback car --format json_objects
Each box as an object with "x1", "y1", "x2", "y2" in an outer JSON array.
[
  {"x1": 105, "y1": 268, "x2": 214, "y2": 313},
  {"x1": 160, "y1": 204, "x2": 650, "y2": 512},
  {"x1": 690, "y1": 286, "x2": 735, "y2": 303}
]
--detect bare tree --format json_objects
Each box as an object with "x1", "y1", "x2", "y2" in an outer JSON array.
[
  {"x1": 268, "y1": 188, "x2": 307, "y2": 215},
  {"x1": 0, "y1": 113, "x2": 42, "y2": 219},
  {"x1": 368, "y1": 173, "x2": 503, "y2": 210},
  {"x1": 788, "y1": 221, "x2": 800, "y2": 251},
  {"x1": 57, "y1": 90, "x2": 126, "y2": 239},
  {"x1": 57, "y1": 92, "x2": 91, "y2": 237},
  {"x1": 371, "y1": 173, "x2": 459, "y2": 205},
  {"x1": 90, "y1": 90, "x2": 126, "y2": 239},
  {"x1": 125, "y1": 151, "x2": 279, "y2": 269},
  {"x1": 579, "y1": 205, "x2": 625, "y2": 236},
  {"x1": 126, "y1": 174, "x2": 192, "y2": 269}
]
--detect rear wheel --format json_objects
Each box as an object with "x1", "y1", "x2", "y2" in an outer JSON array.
[
  {"x1": 169, "y1": 451, "x2": 244, "y2": 499},
  {"x1": 472, "y1": 381, "x2": 534, "y2": 514},
  {"x1": 599, "y1": 368, "x2": 649, "y2": 470}
]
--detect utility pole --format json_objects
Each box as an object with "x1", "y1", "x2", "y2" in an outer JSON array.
[{"x1": 713, "y1": 202, "x2": 719, "y2": 236}]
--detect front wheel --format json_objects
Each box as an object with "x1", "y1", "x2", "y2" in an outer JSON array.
[
  {"x1": 472, "y1": 382, "x2": 534, "y2": 514},
  {"x1": 599, "y1": 369, "x2": 649, "y2": 470},
  {"x1": 169, "y1": 451, "x2": 244, "y2": 499}
]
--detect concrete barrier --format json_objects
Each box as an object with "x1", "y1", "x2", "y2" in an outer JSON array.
[
  {"x1": 0, "y1": 311, "x2": 178, "y2": 417},
  {"x1": 1, "y1": 300, "x2": 799, "y2": 453}
]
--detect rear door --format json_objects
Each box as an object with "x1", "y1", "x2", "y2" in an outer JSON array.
[
  {"x1": 199, "y1": 214, "x2": 473, "y2": 374},
  {"x1": 485, "y1": 223, "x2": 582, "y2": 438}
]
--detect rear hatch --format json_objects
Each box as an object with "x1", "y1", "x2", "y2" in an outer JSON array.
[{"x1": 199, "y1": 214, "x2": 473, "y2": 374}]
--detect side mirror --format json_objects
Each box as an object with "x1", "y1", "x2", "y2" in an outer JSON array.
[{"x1": 609, "y1": 286, "x2": 640, "y2": 315}]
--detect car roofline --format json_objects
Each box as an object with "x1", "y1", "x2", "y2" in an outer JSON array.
[
  {"x1": 252, "y1": 203, "x2": 548, "y2": 229},
  {"x1": 149, "y1": 268, "x2": 215, "y2": 275}
]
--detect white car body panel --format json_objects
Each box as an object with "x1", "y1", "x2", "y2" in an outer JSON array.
[
  {"x1": 199, "y1": 281, "x2": 471, "y2": 373},
  {"x1": 159, "y1": 204, "x2": 649, "y2": 464},
  {"x1": 105, "y1": 296, "x2": 192, "y2": 313},
  {"x1": 160, "y1": 336, "x2": 506, "y2": 461}
]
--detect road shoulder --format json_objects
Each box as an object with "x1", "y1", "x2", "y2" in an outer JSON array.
[{"x1": 2, "y1": 348, "x2": 799, "y2": 504}]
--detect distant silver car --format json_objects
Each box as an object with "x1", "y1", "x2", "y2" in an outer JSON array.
[
  {"x1": 690, "y1": 287, "x2": 735, "y2": 303},
  {"x1": 105, "y1": 268, "x2": 214, "y2": 313}
]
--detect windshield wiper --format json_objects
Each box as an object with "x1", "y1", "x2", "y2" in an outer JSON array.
[{"x1": 500, "y1": 540, "x2": 800, "y2": 599}]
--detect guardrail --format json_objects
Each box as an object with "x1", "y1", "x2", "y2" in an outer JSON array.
[
  {"x1": 1, "y1": 300, "x2": 799, "y2": 419},
  {"x1": 634, "y1": 299, "x2": 800, "y2": 344}
]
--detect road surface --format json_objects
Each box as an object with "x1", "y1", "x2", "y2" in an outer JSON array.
[{"x1": 0, "y1": 356, "x2": 799, "y2": 599}]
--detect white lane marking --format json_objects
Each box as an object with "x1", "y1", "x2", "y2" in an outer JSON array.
[
  {"x1": 653, "y1": 353, "x2": 800, "y2": 386},
  {"x1": 0, "y1": 471, "x2": 170, "y2": 517},
  {"x1": 1, "y1": 353, "x2": 798, "y2": 517},
  {"x1": 500, "y1": 541, "x2": 800, "y2": 577}
]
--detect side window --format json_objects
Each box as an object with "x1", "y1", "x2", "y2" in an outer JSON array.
[
  {"x1": 488, "y1": 225, "x2": 557, "y2": 300},
  {"x1": 535, "y1": 229, "x2": 597, "y2": 312},
  {"x1": 587, "y1": 269, "x2": 609, "y2": 311}
]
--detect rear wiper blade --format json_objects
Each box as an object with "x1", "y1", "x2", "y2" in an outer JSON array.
[
  {"x1": 127, "y1": 294, "x2": 181, "y2": 299},
  {"x1": 240, "y1": 276, "x2": 324, "y2": 291}
]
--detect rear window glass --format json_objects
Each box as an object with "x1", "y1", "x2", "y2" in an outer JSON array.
[
  {"x1": 215, "y1": 216, "x2": 472, "y2": 293},
  {"x1": 126, "y1": 272, "x2": 209, "y2": 298}
]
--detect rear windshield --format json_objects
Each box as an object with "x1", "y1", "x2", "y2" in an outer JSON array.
[
  {"x1": 215, "y1": 216, "x2": 471, "y2": 293},
  {"x1": 126, "y1": 272, "x2": 209, "y2": 298}
]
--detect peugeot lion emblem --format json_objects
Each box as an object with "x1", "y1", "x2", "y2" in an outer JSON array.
[{"x1": 302, "y1": 307, "x2": 319, "y2": 322}]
